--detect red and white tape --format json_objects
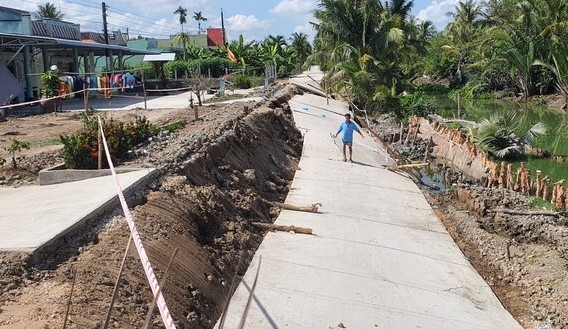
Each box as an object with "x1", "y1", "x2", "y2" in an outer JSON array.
[{"x1": 97, "y1": 116, "x2": 176, "y2": 328}]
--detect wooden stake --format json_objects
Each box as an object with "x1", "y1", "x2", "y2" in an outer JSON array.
[
  {"x1": 98, "y1": 126, "x2": 103, "y2": 170},
  {"x1": 62, "y1": 266, "x2": 78, "y2": 329},
  {"x1": 536, "y1": 170, "x2": 543, "y2": 198},
  {"x1": 387, "y1": 163, "x2": 429, "y2": 171},
  {"x1": 252, "y1": 222, "x2": 313, "y2": 235},
  {"x1": 143, "y1": 247, "x2": 179, "y2": 329},
  {"x1": 498, "y1": 161, "x2": 507, "y2": 189},
  {"x1": 489, "y1": 208, "x2": 559, "y2": 217},
  {"x1": 218, "y1": 252, "x2": 244, "y2": 329},
  {"x1": 506, "y1": 164, "x2": 514, "y2": 190},
  {"x1": 270, "y1": 202, "x2": 322, "y2": 213},
  {"x1": 103, "y1": 236, "x2": 132, "y2": 329}
]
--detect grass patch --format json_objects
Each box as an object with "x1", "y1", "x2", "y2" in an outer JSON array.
[
  {"x1": 204, "y1": 93, "x2": 245, "y2": 104},
  {"x1": 530, "y1": 197, "x2": 555, "y2": 211},
  {"x1": 161, "y1": 119, "x2": 187, "y2": 133},
  {"x1": 28, "y1": 137, "x2": 62, "y2": 148}
]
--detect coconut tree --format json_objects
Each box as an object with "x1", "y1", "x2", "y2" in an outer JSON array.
[
  {"x1": 290, "y1": 32, "x2": 313, "y2": 65},
  {"x1": 174, "y1": 6, "x2": 189, "y2": 60},
  {"x1": 474, "y1": 110, "x2": 547, "y2": 159},
  {"x1": 535, "y1": 47, "x2": 568, "y2": 108},
  {"x1": 193, "y1": 11, "x2": 207, "y2": 34},
  {"x1": 34, "y1": 2, "x2": 64, "y2": 20}
]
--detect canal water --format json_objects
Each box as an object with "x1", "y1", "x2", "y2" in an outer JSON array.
[{"x1": 431, "y1": 96, "x2": 568, "y2": 183}]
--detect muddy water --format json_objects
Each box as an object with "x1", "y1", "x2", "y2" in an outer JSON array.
[{"x1": 433, "y1": 96, "x2": 568, "y2": 182}]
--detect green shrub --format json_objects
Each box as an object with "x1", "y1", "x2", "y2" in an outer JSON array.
[
  {"x1": 233, "y1": 74, "x2": 254, "y2": 89},
  {"x1": 4, "y1": 138, "x2": 30, "y2": 169},
  {"x1": 60, "y1": 115, "x2": 158, "y2": 169},
  {"x1": 450, "y1": 81, "x2": 495, "y2": 99},
  {"x1": 399, "y1": 93, "x2": 438, "y2": 122},
  {"x1": 416, "y1": 83, "x2": 450, "y2": 94},
  {"x1": 161, "y1": 119, "x2": 187, "y2": 133},
  {"x1": 40, "y1": 72, "x2": 60, "y2": 98}
]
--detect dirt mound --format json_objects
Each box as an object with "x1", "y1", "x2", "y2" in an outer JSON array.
[
  {"x1": 432, "y1": 186, "x2": 568, "y2": 328},
  {"x1": 0, "y1": 103, "x2": 302, "y2": 328}
]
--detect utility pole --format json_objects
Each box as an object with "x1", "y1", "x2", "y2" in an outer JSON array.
[
  {"x1": 102, "y1": 2, "x2": 111, "y2": 72},
  {"x1": 221, "y1": 8, "x2": 226, "y2": 45}
]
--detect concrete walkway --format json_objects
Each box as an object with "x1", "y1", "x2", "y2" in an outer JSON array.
[
  {"x1": 217, "y1": 75, "x2": 520, "y2": 328},
  {"x1": 0, "y1": 169, "x2": 155, "y2": 253}
]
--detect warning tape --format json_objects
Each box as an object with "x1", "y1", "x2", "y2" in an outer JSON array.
[
  {"x1": 97, "y1": 116, "x2": 176, "y2": 329},
  {"x1": 145, "y1": 87, "x2": 191, "y2": 92},
  {"x1": 0, "y1": 85, "x2": 193, "y2": 110},
  {"x1": 0, "y1": 90, "x2": 87, "y2": 110}
]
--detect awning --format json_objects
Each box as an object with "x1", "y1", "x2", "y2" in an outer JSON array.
[
  {"x1": 143, "y1": 53, "x2": 176, "y2": 62},
  {"x1": 0, "y1": 32, "x2": 159, "y2": 56}
]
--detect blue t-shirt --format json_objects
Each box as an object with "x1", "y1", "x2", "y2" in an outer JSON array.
[{"x1": 338, "y1": 121, "x2": 361, "y2": 142}]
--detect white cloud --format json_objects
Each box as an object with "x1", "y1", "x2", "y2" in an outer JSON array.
[
  {"x1": 293, "y1": 22, "x2": 316, "y2": 40},
  {"x1": 226, "y1": 14, "x2": 269, "y2": 32},
  {"x1": 272, "y1": 0, "x2": 318, "y2": 15},
  {"x1": 417, "y1": 0, "x2": 458, "y2": 31}
]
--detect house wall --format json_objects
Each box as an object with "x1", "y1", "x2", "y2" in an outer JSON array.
[{"x1": 0, "y1": 8, "x2": 31, "y2": 35}]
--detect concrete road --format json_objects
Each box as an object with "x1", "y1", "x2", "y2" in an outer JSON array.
[
  {"x1": 217, "y1": 75, "x2": 521, "y2": 328},
  {"x1": 0, "y1": 169, "x2": 154, "y2": 253}
]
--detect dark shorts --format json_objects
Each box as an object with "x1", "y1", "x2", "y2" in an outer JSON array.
[{"x1": 342, "y1": 141, "x2": 353, "y2": 147}]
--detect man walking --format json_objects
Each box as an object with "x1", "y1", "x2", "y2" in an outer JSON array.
[{"x1": 334, "y1": 113, "x2": 364, "y2": 162}]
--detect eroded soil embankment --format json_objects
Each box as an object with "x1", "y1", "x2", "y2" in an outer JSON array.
[
  {"x1": 369, "y1": 113, "x2": 568, "y2": 328},
  {"x1": 0, "y1": 104, "x2": 303, "y2": 328}
]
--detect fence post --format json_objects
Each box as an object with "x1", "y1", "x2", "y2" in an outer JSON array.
[
  {"x1": 142, "y1": 70, "x2": 148, "y2": 111},
  {"x1": 98, "y1": 125, "x2": 103, "y2": 170}
]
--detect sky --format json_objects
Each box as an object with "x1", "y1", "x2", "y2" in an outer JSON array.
[{"x1": 0, "y1": 0, "x2": 460, "y2": 42}]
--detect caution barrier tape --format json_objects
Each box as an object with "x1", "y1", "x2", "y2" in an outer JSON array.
[
  {"x1": 97, "y1": 116, "x2": 176, "y2": 329},
  {"x1": 145, "y1": 87, "x2": 191, "y2": 92},
  {"x1": 0, "y1": 90, "x2": 86, "y2": 110},
  {"x1": 0, "y1": 85, "x2": 195, "y2": 111}
]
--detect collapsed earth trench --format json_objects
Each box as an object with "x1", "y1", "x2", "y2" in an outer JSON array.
[{"x1": 0, "y1": 101, "x2": 303, "y2": 328}]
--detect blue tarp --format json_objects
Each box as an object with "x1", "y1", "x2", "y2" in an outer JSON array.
[{"x1": 0, "y1": 63, "x2": 22, "y2": 105}]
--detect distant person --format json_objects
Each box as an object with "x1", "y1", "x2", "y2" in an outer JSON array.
[{"x1": 333, "y1": 113, "x2": 364, "y2": 162}]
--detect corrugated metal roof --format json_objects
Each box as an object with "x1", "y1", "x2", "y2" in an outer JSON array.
[
  {"x1": 32, "y1": 20, "x2": 80, "y2": 40},
  {"x1": 143, "y1": 53, "x2": 176, "y2": 62},
  {"x1": 0, "y1": 32, "x2": 158, "y2": 55}
]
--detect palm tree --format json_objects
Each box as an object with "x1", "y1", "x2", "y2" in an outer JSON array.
[
  {"x1": 474, "y1": 110, "x2": 546, "y2": 159},
  {"x1": 535, "y1": 46, "x2": 568, "y2": 108},
  {"x1": 34, "y1": 2, "x2": 64, "y2": 20},
  {"x1": 174, "y1": 6, "x2": 188, "y2": 60},
  {"x1": 385, "y1": 0, "x2": 414, "y2": 20},
  {"x1": 290, "y1": 32, "x2": 313, "y2": 64},
  {"x1": 312, "y1": 0, "x2": 408, "y2": 108},
  {"x1": 193, "y1": 11, "x2": 207, "y2": 34}
]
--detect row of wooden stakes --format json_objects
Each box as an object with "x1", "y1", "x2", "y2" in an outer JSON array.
[{"x1": 414, "y1": 117, "x2": 567, "y2": 209}]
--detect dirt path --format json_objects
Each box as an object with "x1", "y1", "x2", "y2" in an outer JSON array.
[{"x1": 0, "y1": 89, "x2": 304, "y2": 328}]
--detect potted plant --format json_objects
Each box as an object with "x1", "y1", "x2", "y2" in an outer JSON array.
[{"x1": 39, "y1": 71, "x2": 60, "y2": 113}]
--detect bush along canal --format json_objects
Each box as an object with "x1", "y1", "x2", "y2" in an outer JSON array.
[{"x1": 427, "y1": 95, "x2": 568, "y2": 184}]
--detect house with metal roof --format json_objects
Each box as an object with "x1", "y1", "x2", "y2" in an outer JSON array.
[{"x1": 0, "y1": 5, "x2": 157, "y2": 106}]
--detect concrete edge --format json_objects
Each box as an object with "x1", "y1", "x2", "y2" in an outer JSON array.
[
  {"x1": 39, "y1": 163, "x2": 146, "y2": 185},
  {"x1": 29, "y1": 168, "x2": 159, "y2": 263}
]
